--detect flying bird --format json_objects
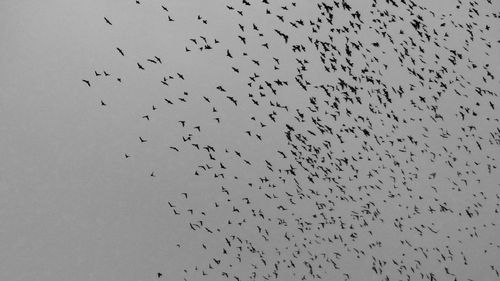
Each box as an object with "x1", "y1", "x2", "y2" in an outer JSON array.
[
  {"x1": 116, "y1": 47, "x2": 124, "y2": 56},
  {"x1": 104, "y1": 17, "x2": 112, "y2": 25}
]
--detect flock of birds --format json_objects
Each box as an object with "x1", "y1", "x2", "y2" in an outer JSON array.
[{"x1": 81, "y1": 0, "x2": 500, "y2": 280}]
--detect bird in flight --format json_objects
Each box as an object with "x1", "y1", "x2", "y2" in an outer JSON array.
[
  {"x1": 116, "y1": 47, "x2": 125, "y2": 56},
  {"x1": 104, "y1": 17, "x2": 112, "y2": 25}
]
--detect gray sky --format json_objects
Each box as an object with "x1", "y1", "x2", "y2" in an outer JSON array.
[{"x1": 1, "y1": 0, "x2": 500, "y2": 281}]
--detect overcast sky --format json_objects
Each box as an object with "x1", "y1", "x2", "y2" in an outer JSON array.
[{"x1": 1, "y1": 0, "x2": 500, "y2": 281}]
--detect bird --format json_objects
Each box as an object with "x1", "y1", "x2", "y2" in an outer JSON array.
[
  {"x1": 104, "y1": 17, "x2": 112, "y2": 25},
  {"x1": 116, "y1": 47, "x2": 125, "y2": 56}
]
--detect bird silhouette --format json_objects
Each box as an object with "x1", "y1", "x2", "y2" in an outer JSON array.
[
  {"x1": 104, "y1": 17, "x2": 112, "y2": 25},
  {"x1": 81, "y1": 1, "x2": 500, "y2": 281}
]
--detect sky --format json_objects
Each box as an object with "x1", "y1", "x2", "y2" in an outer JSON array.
[{"x1": 1, "y1": 0, "x2": 500, "y2": 281}]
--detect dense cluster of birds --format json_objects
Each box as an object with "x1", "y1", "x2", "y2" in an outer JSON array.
[{"x1": 82, "y1": 0, "x2": 500, "y2": 280}]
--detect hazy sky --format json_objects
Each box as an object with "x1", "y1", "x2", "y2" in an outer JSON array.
[{"x1": 1, "y1": 0, "x2": 500, "y2": 281}]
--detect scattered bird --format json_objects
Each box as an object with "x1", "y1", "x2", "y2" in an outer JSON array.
[{"x1": 82, "y1": 2, "x2": 500, "y2": 281}]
